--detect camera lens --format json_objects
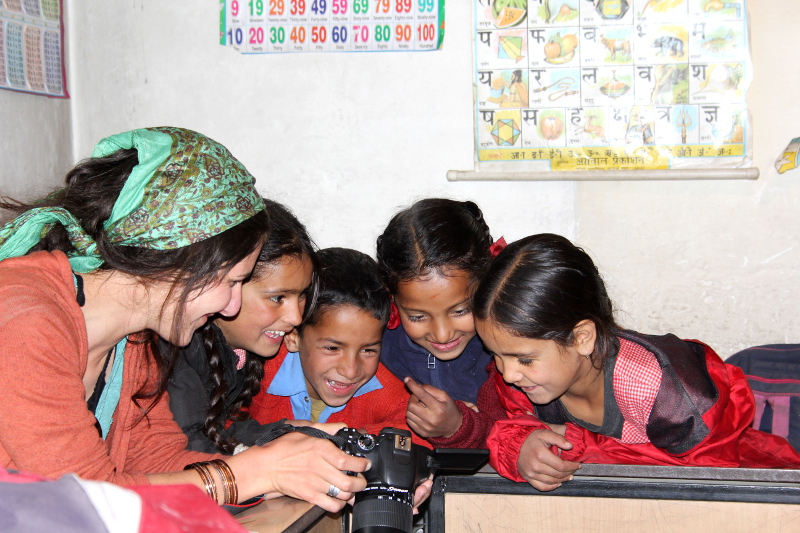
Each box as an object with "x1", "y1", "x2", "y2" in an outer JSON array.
[{"x1": 351, "y1": 490, "x2": 414, "y2": 533}]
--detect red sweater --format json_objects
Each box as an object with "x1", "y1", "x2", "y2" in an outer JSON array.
[
  {"x1": 0, "y1": 251, "x2": 215, "y2": 485},
  {"x1": 250, "y1": 345, "x2": 431, "y2": 448}
]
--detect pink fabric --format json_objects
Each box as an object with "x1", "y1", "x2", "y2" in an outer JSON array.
[
  {"x1": 613, "y1": 338, "x2": 661, "y2": 443},
  {"x1": 233, "y1": 348, "x2": 247, "y2": 370},
  {"x1": 133, "y1": 485, "x2": 248, "y2": 533}
]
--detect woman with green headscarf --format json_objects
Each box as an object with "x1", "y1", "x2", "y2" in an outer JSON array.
[{"x1": 0, "y1": 127, "x2": 368, "y2": 513}]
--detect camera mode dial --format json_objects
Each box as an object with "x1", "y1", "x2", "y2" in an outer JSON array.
[{"x1": 356, "y1": 434, "x2": 376, "y2": 451}]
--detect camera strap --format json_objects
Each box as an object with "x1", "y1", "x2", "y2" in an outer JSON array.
[{"x1": 253, "y1": 421, "x2": 349, "y2": 448}]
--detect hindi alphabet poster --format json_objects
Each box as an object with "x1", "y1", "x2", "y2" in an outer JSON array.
[
  {"x1": 474, "y1": 0, "x2": 751, "y2": 172},
  {"x1": 0, "y1": 0, "x2": 67, "y2": 97}
]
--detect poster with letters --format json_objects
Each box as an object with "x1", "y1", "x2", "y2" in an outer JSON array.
[{"x1": 474, "y1": 0, "x2": 751, "y2": 171}]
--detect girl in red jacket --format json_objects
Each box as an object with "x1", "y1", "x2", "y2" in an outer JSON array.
[{"x1": 473, "y1": 233, "x2": 800, "y2": 491}]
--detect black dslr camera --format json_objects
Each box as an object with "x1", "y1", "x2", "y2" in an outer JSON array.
[
  {"x1": 336, "y1": 427, "x2": 489, "y2": 533},
  {"x1": 337, "y1": 427, "x2": 433, "y2": 533}
]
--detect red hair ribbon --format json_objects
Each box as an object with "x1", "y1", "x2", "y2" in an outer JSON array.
[
  {"x1": 489, "y1": 236, "x2": 508, "y2": 258},
  {"x1": 388, "y1": 299, "x2": 402, "y2": 330}
]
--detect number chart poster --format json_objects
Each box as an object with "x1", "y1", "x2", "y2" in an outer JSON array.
[
  {"x1": 474, "y1": 0, "x2": 752, "y2": 171},
  {"x1": 220, "y1": 0, "x2": 444, "y2": 53},
  {"x1": 0, "y1": 0, "x2": 67, "y2": 97}
]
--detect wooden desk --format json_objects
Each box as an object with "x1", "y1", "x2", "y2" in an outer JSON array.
[
  {"x1": 236, "y1": 497, "x2": 343, "y2": 533},
  {"x1": 428, "y1": 465, "x2": 800, "y2": 533}
]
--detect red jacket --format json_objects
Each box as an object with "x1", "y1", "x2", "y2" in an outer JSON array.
[
  {"x1": 250, "y1": 345, "x2": 431, "y2": 448},
  {"x1": 488, "y1": 331, "x2": 800, "y2": 482}
]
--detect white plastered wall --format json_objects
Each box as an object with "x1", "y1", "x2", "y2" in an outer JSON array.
[
  {"x1": 0, "y1": 91, "x2": 71, "y2": 202},
  {"x1": 2, "y1": 1, "x2": 799, "y2": 356}
]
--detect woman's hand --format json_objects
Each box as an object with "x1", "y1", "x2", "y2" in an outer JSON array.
[
  {"x1": 517, "y1": 428, "x2": 581, "y2": 492},
  {"x1": 404, "y1": 378, "x2": 463, "y2": 438},
  {"x1": 231, "y1": 431, "x2": 370, "y2": 512}
]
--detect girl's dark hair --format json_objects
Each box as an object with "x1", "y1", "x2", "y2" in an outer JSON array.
[
  {"x1": 0, "y1": 148, "x2": 270, "y2": 413},
  {"x1": 301, "y1": 247, "x2": 390, "y2": 332},
  {"x1": 203, "y1": 198, "x2": 317, "y2": 453},
  {"x1": 473, "y1": 233, "x2": 619, "y2": 367},
  {"x1": 376, "y1": 198, "x2": 493, "y2": 293}
]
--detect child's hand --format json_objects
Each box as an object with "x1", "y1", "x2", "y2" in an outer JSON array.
[
  {"x1": 518, "y1": 428, "x2": 581, "y2": 492},
  {"x1": 412, "y1": 475, "x2": 434, "y2": 515},
  {"x1": 462, "y1": 401, "x2": 479, "y2": 412},
  {"x1": 404, "y1": 378, "x2": 463, "y2": 438}
]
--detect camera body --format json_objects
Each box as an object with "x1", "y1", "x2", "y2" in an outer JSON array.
[{"x1": 336, "y1": 427, "x2": 435, "y2": 533}]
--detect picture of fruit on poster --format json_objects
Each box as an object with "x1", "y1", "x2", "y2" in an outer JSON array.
[{"x1": 473, "y1": 0, "x2": 752, "y2": 171}]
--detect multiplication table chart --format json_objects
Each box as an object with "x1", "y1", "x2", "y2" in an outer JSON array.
[
  {"x1": 219, "y1": 0, "x2": 444, "y2": 53},
  {"x1": 0, "y1": 0, "x2": 67, "y2": 97}
]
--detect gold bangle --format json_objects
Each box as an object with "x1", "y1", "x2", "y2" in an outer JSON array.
[
  {"x1": 210, "y1": 459, "x2": 238, "y2": 505},
  {"x1": 207, "y1": 460, "x2": 230, "y2": 505},
  {"x1": 185, "y1": 462, "x2": 218, "y2": 503}
]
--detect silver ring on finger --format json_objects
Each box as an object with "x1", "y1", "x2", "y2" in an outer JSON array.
[{"x1": 326, "y1": 484, "x2": 341, "y2": 498}]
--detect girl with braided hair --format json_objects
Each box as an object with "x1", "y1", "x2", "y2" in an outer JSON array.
[{"x1": 168, "y1": 199, "x2": 318, "y2": 454}]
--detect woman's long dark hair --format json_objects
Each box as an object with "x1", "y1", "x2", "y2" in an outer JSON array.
[
  {"x1": 376, "y1": 198, "x2": 493, "y2": 292},
  {"x1": 201, "y1": 199, "x2": 317, "y2": 453},
  {"x1": 0, "y1": 148, "x2": 270, "y2": 415},
  {"x1": 473, "y1": 234, "x2": 619, "y2": 367}
]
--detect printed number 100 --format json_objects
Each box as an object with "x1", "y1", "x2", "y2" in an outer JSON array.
[{"x1": 418, "y1": 23, "x2": 434, "y2": 41}]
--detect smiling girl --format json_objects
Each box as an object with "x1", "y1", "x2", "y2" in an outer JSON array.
[
  {"x1": 168, "y1": 199, "x2": 317, "y2": 454},
  {"x1": 475, "y1": 233, "x2": 800, "y2": 492},
  {"x1": 376, "y1": 198, "x2": 501, "y2": 446}
]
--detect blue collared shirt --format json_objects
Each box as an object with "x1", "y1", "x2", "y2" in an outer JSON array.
[{"x1": 266, "y1": 351, "x2": 383, "y2": 422}]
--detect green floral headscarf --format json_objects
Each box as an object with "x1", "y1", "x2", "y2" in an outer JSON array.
[{"x1": 0, "y1": 127, "x2": 265, "y2": 272}]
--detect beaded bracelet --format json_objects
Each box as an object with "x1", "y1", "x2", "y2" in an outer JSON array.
[{"x1": 185, "y1": 462, "x2": 217, "y2": 503}]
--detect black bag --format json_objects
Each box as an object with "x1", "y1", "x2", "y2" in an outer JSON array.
[{"x1": 727, "y1": 344, "x2": 800, "y2": 452}]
